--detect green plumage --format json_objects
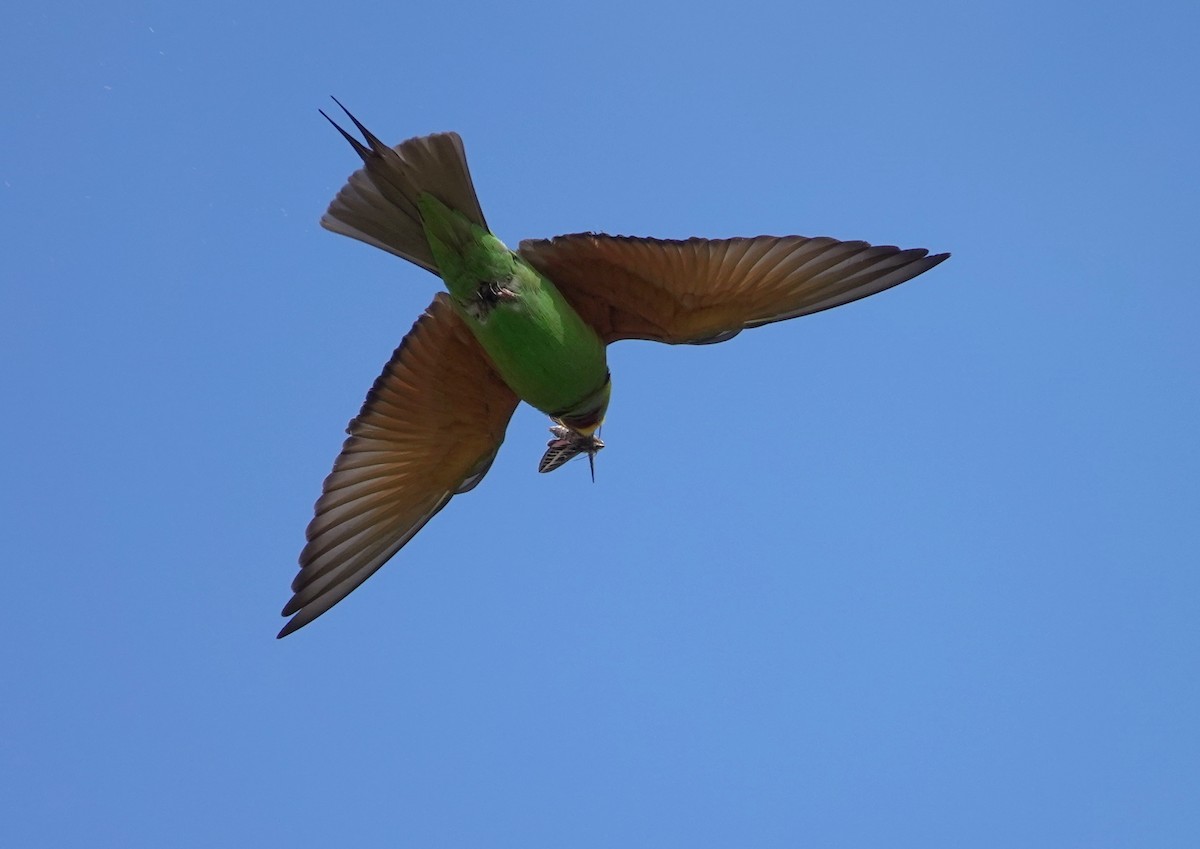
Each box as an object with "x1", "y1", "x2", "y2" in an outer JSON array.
[{"x1": 418, "y1": 194, "x2": 609, "y2": 418}]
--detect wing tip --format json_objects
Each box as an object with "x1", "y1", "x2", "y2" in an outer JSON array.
[
  {"x1": 914, "y1": 250, "x2": 951, "y2": 276},
  {"x1": 276, "y1": 598, "x2": 325, "y2": 638}
]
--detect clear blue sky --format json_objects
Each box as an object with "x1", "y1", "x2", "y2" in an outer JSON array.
[{"x1": 3, "y1": 1, "x2": 1198, "y2": 846}]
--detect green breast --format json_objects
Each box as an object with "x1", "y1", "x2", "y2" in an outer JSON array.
[
  {"x1": 417, "y1": 193, "x2": 608, "y2": 417},
  {"x1": 455, "y1": 259, "x2": 609, "y2": 416}
]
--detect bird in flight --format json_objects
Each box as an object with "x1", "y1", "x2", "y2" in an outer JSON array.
[{"x1": 278, "y1": 100, "x2": 949, "y2": 637}]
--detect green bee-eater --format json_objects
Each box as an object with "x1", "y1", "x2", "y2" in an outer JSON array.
[{"x1": 279, "y1": 101, "x2": 949, "y2": 637}]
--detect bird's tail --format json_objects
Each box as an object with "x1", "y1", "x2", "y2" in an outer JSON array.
[{"x1": 319, "y1": 100, "x2": 488, "y2": 275}]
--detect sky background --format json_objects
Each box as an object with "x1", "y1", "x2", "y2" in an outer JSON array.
[{"x1": 3, "y1": 1, "x2": 1198, "y2": 846}]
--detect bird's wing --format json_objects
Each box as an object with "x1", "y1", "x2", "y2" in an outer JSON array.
[
  {"x1": 279, "y1": 293, "x2": 518, "y2": 637},
  {"x1": 519, "y1": 234, "x2": 949, "y2": 344}
]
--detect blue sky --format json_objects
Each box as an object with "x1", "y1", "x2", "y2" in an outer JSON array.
[{"x1": 3, "y1": 1, "x2": 1198, "y2": 845}]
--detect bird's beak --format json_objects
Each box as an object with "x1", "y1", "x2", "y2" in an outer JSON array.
[{"x1": 585, "y1": 429, "x2": 604, "y2": 483}]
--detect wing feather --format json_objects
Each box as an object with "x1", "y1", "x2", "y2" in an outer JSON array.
[
  {"x1": 519, "y1": 234, "x2": 949, "y2": 344},
  {"x1": 279, "y1": 293, "x2": 518, "y2": 637}
]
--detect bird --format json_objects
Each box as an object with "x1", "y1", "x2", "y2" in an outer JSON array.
[{"x1": 278, "y1": 100, "x2": 949, "y2": 638}]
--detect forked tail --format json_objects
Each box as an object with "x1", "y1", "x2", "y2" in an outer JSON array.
[{"x1": 319, "y1": 99, "x2": 488, "y2": 274}]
